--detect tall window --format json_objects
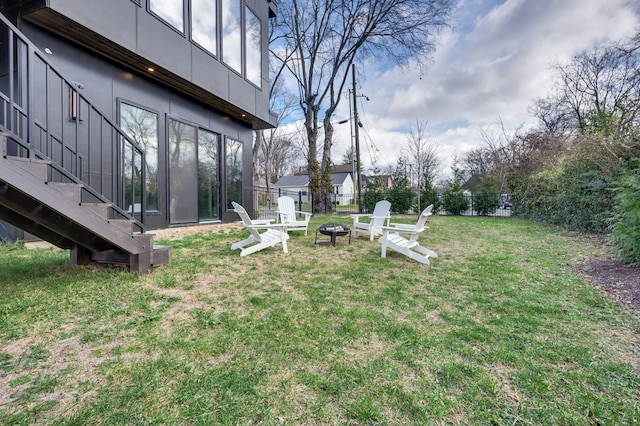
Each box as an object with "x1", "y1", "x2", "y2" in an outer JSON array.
[
  {"x1": 192, "y1": 0, "x2": 217, "y2": 55},
  {"x1": 120, "y1": 102, "x2": 159, "y2": 212},
  {"x1": 226, "y1": 138, "x2": 243, "y2": 208},
  {"x1": 198, "y1": 130, "x2": 220, "y2": 221},
  {"x1": 245, "y1": 6, "x2": 262, "y2": 87},
  {"x1": 150, "y1": 0, "x2": 184, "y2": 32},
  {"x1": 169, "y1": 119, "x2": 198, "y2": 223},
  {"x1": 222, "y1": 0, "x2": 242, "y2": 73}
]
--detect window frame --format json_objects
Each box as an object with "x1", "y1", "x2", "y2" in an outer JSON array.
[
  {"x1": 191, "y1": 0, "x2": 219, "y2": 57},
  {"x1": 197, "y1": 127, "x2": 222, "y2": 222},
  {"x1": 117, "y1": 99, "x2": 161, "y2": 214},
  {"x1": 220, "y1": 0, "x2": 243, "y2": 76},
  {"x1": 225, "y1": 136, "x2": 244, "y2": 210},
  {"x1": 244, "y1": 4, "x2": 262, "y2": 88},
  {"x1": 148, "y1": 0, "x2": 186, "y2": 34}
]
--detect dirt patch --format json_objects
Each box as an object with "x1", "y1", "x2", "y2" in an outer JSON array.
[
  {"x1": 578, "y1": 258, "x2": 640, "y2": 311},
  {"x1": 151, "y1": 222, "x2": 241, "y2": 240}
]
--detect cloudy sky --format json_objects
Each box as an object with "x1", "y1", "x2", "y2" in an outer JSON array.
[{"x1": 304, "y1": 0, "x2": 639, "y2": 179}]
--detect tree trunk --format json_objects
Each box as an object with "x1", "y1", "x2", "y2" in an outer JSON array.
[
  {"x1": 304, "y1": 103, "x2": 323, "y2": 213},
  {"x1": 319, "y1": 117, "x2": 335, "y2": 212},
  {"x1": 254, "y1": 129, "x2": 265, "y2": 183}
]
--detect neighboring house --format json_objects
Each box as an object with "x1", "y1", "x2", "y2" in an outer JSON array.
[
  {"x1": 273, "y1": 175, "x2": 310, "y2": 203},
  {"x1": 331, "y1": 172, "x2": 355, "y2": 205},
  {"x1": 333, "y1": 163, "x2": 356, "y2": 175},
  {"x1": 363, "y1": 174, "x2": 393, "y2": 191},
  {"x1": 0, "y1": 1, "x2": 276, "y2": 271},
  {"x1": 332, "y1": 164, "x2": 394, "y2": 192},
  {"x1": 253, "y1": 178, "x2": 278, "y2": 208},
  {"x1": 273, "y1": 172, "x2": 355, "y2": 205}
]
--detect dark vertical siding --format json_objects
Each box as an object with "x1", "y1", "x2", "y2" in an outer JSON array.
[{"x1": 17, "y1": 21, "x2": 255, "y2": 228}]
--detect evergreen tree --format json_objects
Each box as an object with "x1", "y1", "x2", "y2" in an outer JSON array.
[
  {"x1": 363, "y1": 167, "x2": 385, "y2": 213},
  {"x1": 388, "y1": 158, "x2": 415, "y2": 213},
  {"x1": 475, "y1": 176, "x2": 500, "y2": 216},
  {"x1": 442, "y1": 160, "x2": 469, "y2": 215}
]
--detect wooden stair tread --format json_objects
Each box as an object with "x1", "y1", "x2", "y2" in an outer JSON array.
[{"x1": 0, "y1": 147, "x2": 169, "y2": 273}]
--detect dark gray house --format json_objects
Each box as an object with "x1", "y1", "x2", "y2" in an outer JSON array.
[{"x1": 0, "y1": 0, "x2": 277, "y2": 272}]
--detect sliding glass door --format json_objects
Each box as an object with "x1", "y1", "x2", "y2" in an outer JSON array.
[
  {"x1": 198, "y1": 129, "x2": 220, "y2": 221},
  {"x1": 169, "y1": 119, "x2": 198, "y2": 224},
  {"x1": 168, "y1": 118, "x2": 221, "y2": 224},
  {"x1": 225, "y1": 138, "x2": 243, "y2": 209}
]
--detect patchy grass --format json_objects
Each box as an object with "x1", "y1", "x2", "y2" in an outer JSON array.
[{"x1": 1, "y1": 215, "x2": 639, "y2": 425}]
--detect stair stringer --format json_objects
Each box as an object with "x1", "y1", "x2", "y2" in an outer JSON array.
[{"x1": 0, "y1": 150, "x2": 158, "y2": 274}]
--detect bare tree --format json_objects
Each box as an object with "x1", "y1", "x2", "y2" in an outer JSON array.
[
  {"x1": 255, "y1": 82, "x2": 299, "y2": 193},
  {"x1": 474, "y1": 121, "x2": 520, "y2": 193},
  {"x1": 460, "y1": 118, "x2": 569, "y2": 194},
  {"x1": 533, "y1": 33, "x2": 640, "y2": 137},
  {"x1": 271, "y1": 0, "x2": 453, "y2": 212},
  {"x1": 253, "y1": 14, "x2": 300, "y2": 192},
  {"x1": 290, "y1": 120, "x2": 321, "y2": 165},
  {"x1": 258, "y1": 129, "x2": 301, "y2": 186},
  {"x1": 404, "y1": 119, "x2": 441, "y2": 210}
]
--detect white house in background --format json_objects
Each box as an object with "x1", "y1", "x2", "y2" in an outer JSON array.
[
  {"x1": 274, "y1": 172, "x2": 354, "y2": 205},
  {"x1": 331, "y1": 173, "x2": 355, "y2": 205},
  {"x1": 273, "y1": 175, "x2": 310, "y2": 203}
]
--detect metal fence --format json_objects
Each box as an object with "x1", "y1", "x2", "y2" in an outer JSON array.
[{"x1": 252, "y1": 186, "x2": 512, "y2": 219}]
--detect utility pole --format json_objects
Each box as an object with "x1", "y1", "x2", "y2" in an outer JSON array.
[{"x1": 352, "y1": 63, "x2": 363, "y2": 213}]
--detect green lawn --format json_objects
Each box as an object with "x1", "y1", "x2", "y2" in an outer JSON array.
[{"x1": 1, "y1": 215, "x2": 639, "y2": 425}]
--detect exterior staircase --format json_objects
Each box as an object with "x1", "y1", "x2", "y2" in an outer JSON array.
[
  {"x1": 0, "y1": 13, "x2": 169, "y2": 274},
  {"x1": 0, "y1": 133, "x2": 170, "y2": 274}
]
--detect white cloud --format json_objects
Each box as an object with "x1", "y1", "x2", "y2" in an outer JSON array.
[
  {"x1": 277, "y1": 0, "x2": 639, "y2": 179},
  {"x1": 350, "y1": 0, "x2": 639, "y2": 177}
]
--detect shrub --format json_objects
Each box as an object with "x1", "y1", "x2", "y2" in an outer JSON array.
[
  {"x1": 610, "y1": 166, "x2": 640, "y2": 265},
  {"x1": 387, "y1": 173, "x2": 414, "y2": 214},
  {"x1": 475, "y1": 192, "x2": 501, "y2": 216},
  {"x1": 362, "y1": 189, "x2": 385, "y2": 213},
  {"x1": 442, "y1": 161, "x2": 468, "y2": 215},
  {"x1": 475, "y1": 177, "x2": 500, "y2": 216},
  {"x1": 362, "y1": 175, "x2": 385, "y2": 213},
  {"x1": 513, "y1": 165, "x2": 616, "y2": 233},
  {"x1": 387, "y1": 185, "x2": 414, "y2": 214},
  {"x1": 421, "y1": 189, "x2": 442, "y2": 212},
  {"x1": 442, "y1": 190, "x2": 468, "y2": 215}
]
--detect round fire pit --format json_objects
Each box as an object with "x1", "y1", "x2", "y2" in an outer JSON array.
[{"x1": 315, "y1": 223, "x2": 351, "y2": 246}]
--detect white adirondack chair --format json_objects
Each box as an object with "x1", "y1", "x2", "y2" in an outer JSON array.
[
  {"x1": 379, "y1": 204, "x2": 437, "y2": 264},
  {"x1": 230, "y1": 201, "x2": 289, "y2": 256},
  {"x1": 276, "y1": 196, "x2": 313, "y2": 235},
  {"x1": 350, "y1": 200, "x2": 391, "y2": 241}
]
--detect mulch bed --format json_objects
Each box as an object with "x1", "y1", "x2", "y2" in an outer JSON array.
[{"x1": 578, "y1": 258, "x2": 640, "y2": 311}]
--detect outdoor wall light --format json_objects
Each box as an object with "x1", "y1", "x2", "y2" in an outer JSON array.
[{"x1": 69, "y1": 82, "x2": 84, "y2": 122}]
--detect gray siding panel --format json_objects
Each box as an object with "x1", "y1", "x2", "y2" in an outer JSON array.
[
  {"x1": 229, "y1": 73, "x2": 256, "y2": 115},
  {"x1": 49, "y1": 0, "x2": 138, "y2": 51},
  {"x1": 137, "y1": 11, "x2": 191, "y2": 77},
  {"x1": 191, "y1": 46, "x2": 229, "y2": 100},
  {"x1": 20, "y1": 24, "x2": 115, "y2": 115}
]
